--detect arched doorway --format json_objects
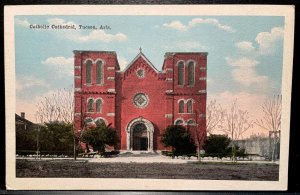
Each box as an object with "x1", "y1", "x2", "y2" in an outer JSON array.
[
  {"x1": 132, "y1": 123, "x2": 148, "y2": 150},
  {"x1": 126, "y1": 117, "x2": 154, "y2": 151}
]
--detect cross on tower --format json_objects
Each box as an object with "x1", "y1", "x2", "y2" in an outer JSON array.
[{"x1": 139, "y1": 47, "x2": 142, "y2": 53}]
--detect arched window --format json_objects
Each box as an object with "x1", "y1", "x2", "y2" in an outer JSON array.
[
  {"x1": 96, "y1": 60, "x2": 103, "y2": 84},
  {"x1": 88, "y1": 99, "x2": 94, "y2": 112},
  {"x1": 179, "y1": 100, "x2": 184, "y2": 113},
  {"x1": 178, "y1": 61, "x2": 184, "y2": 85},
  {"x1": 175, "y1": 119, "x2": 184, "y2": 126},
  {"x1": 86, "y1": 60, "x2": 93, "y2": 84},
  {"x1": 96, "y1": 99, "x2": 102, "y2": 113},
  {"x1": 187, "y1": 119, "x2": 196, "y2": 126},
  {"x1": 95, "y1": 118, "x2": 106, "y2": 126},
  {"x1": 188, "y1": 61, "x2": 195, "y2": 86},
  {"x1": 187, "y1": 99, "x2": 193, "y2": 113}
]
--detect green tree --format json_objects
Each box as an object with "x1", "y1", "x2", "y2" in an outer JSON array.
[
  {"x1": 38, "y1": 121, "x2": 73, "y2": 154},
  {"x1": 81, "y1": 123, "x2": 119, "y2": 154},
  {"x1": 203, "y1": 134, "x2": 231, "y2": 157},
  {"x1": 161, "y1": 125, "x2": 196, "y2": 157}
]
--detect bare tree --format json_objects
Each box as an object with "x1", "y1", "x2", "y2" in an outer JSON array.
[
  {"x1": 35, "y1": 87, "x2": 75, "y2": 159},
  {"x1": 206, "y1": 99, "x2": 224, "y2": 135},
  {"x1": 220, "y1": 100, "x2": 253, "y2": 161},
  {"x1": 255, "y1": 95, "x2": 281, "y2": 161},
  {"x1": 35, "y1": 87, "x2": 74, "y2": 124}
]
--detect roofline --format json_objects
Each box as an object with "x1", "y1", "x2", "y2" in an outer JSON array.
[
  {"x1": 73, "y1": 50, "x2": 120, "y2": 70},
  {"x1": 122, "y1": 52, "x2": 159, "y2": 73},
  {"x1": 164, "y1": 52, "x2": 208, "y2": 56},
  {"x1": 73, "y1": 50, "x2": 117, "y2": 55}
]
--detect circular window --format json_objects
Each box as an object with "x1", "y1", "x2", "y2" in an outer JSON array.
[
  {"x1": 133, "y1": 93, "x2": 149, "y2": 108},
  {"x1": 136, "y1": 69, "x2": 145, "y2": 78}
]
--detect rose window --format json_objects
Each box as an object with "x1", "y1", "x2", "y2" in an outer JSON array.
[{"x1": 133, "y1": 93, "x2": 149, "y2": 108}]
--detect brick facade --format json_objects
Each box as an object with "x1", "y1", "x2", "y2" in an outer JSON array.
[{"x1": 74, "y1": 50, "x2": 207, "y2": 151}]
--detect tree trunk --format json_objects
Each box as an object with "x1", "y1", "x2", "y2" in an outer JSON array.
[{"x1": 73, "y1": 136, "x2": 77, "y2": 160}]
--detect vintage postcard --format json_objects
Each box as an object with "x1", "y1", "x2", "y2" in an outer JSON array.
[{"x1": 5, "y1": 5, "x2": 294, "y2": 190}]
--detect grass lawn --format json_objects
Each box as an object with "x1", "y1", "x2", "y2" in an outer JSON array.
[{"x1": 16, "y1": 159, "x2": 279, "y2": 180}]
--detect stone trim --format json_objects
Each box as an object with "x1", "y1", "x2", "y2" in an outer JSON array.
[
  {"x1": 126, "y1": 117, "x2": 154, "y2": 151},
  {"x1": 199, "y1": 77, "x2": 206, "y2": 80},
  {"x1": 74, "y1": 113, "x2": 81, "y2": 116},
  {"x1": 165, "y1": 90, "x2": 173, "y2": 93},
  {"x1": 107, "y1": 89, "x2": 116, "y2": 92},
  {"x1": 165, "y1": 114, "x2": 173, "y2": 118},
  {"x1": 107, "y1": 67, "x2": 115, "y2": 70},
  {"x1": 198, "y1": 90, "x2": 207, "y2": 94},
  {"x1": 107, "y1": 77, "x2": 115, "y2": 80},
  {"x1": 74, "y1": 76, "x2": 81, "y2": 79},
  {"x1": 75, "y1": 88, "x2": 81, "y2": 92},
  {"x1": 200, "y1": 67, "x2": 207, "y2": 70},
  {"x1": 166, "y1": 78, "x2": 173, "y2": 81},
  {"x1": 199, "y1": 114, "x2": 206, "y2": 117},
  {"x1": 74, "y1": 66, "x2": 81, "y2": 69},
  {"x1": 107, "y1": 113, "x2": 115, "y2": 116},
  {"x1": 166, "y1": 68, "x2": 173, "y2": 72}
]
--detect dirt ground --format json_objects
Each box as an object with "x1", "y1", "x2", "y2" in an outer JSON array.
[{"x1": 16, "y1": 159, "x2": 279, "y2": 180}]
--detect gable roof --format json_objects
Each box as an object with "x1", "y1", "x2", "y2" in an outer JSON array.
[{"x1": 122, "y1": 51, "x2": 159, "y2": 73}]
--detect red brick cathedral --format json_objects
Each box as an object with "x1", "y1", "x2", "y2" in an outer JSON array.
[{"x1": 74, "y1": 49, "x2": 207, "y2": 152}]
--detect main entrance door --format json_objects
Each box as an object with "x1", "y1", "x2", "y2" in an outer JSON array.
[
  {"x1": 132, "y1": 123, "x2": 148, "y2": 150},
  {"x1": 126, "y1": 117, "x2": 154, "y2": 151}
]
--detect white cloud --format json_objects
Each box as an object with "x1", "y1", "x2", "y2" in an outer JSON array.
[
  {"x1": 226, "y1": 56, "x2": 259, "y2": 68},
  {"x1": 163, "y1": 18, "x2": 235, "y2": 32},
  {"x1": 188, "y1": 18, "x2": 235, "y2": 32},
  {"x1": 42, "y1": 56, "x2": 73, "y2": 77},
  {"x1": 226, "y1": 56, "x2": 268, "y2": 86},
  {"x1": 256, "y1": 27, "x2": 284, "y2": 55},
  {"x1": 69, "y1": 30, "x2": 127, "y2": 43},
  {"x1": 163, "y1": 20, "x2": 187, "y2": 31},
  {"x1": 47, "y1": 18, "x2": 127, "y2": 43},
  {"x1": 15, "y1": 18, "x2": 30, "y2": 27},
  {"x1": 235, "y1": 41, "x2": 255, "y2": 52},
  {"x1": 231, "y1": 67, "x2": 269, "y2": 86},
  {"x1": 16, "y1": 76, "x2": 50, "y2": 92},
  {"x1": 162, "y1": 41, "x2": 205, "y2": 51},
  {"x1": 47, "y1": 18, "x2": 77, "y2": 27},
  {"x1": 118, "y1": 56, "x2": 128, "y2": 71}
]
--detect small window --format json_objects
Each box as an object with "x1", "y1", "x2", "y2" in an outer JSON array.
[
  {"x1": 96, "y1": 61, "x2": 103, "y2": 84},
  {"x1": 88, "y1": 99, "x2": 94, "y2": 112},
  {"x1": 187, "y1": 100, "x2": 193, "y2": 113},
  {"x1": 179, "y1": 100, "x2": 184, "y2": 113},
  {"x1": 86, "y1": 60, "x2": 93, "y2": 84},
  {"x1": 175, "y1": 119, "x2": 184, "y2": 126},
  {"x1": 188, "y1": 61, "x2": 195, "y2": 86},
  {"x1": 96, "y1": 99, "x2": 102, "y2": 113},
  {"x1": 187, "y1": 120, "x2": 196, "y2": 126},
  {"x1": 95, "y1": 118, "x2": 106, "y2": 126},
  {"x1": 178, "y1": 61, "x2": 184, "y2": 85}
]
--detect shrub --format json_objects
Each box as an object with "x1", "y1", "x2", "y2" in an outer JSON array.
[
  {"x1": 203, "y1": 134, "x2": 231, "y2": 157},
  {"x1": 161, "y1": 125, "x2": 196, "y2": 156}
]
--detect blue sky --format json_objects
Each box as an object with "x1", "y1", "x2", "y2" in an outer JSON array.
[{"x1": 15, "y1": 15, "x2": 284, "y2": 136}]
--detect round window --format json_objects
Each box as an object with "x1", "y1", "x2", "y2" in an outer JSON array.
[
  {"x1": 136, "y1": 69, "x2": 145, "y2": 78},
  {"x1": 133, "y1": 93, "x2": 149, "y2": 108}
]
